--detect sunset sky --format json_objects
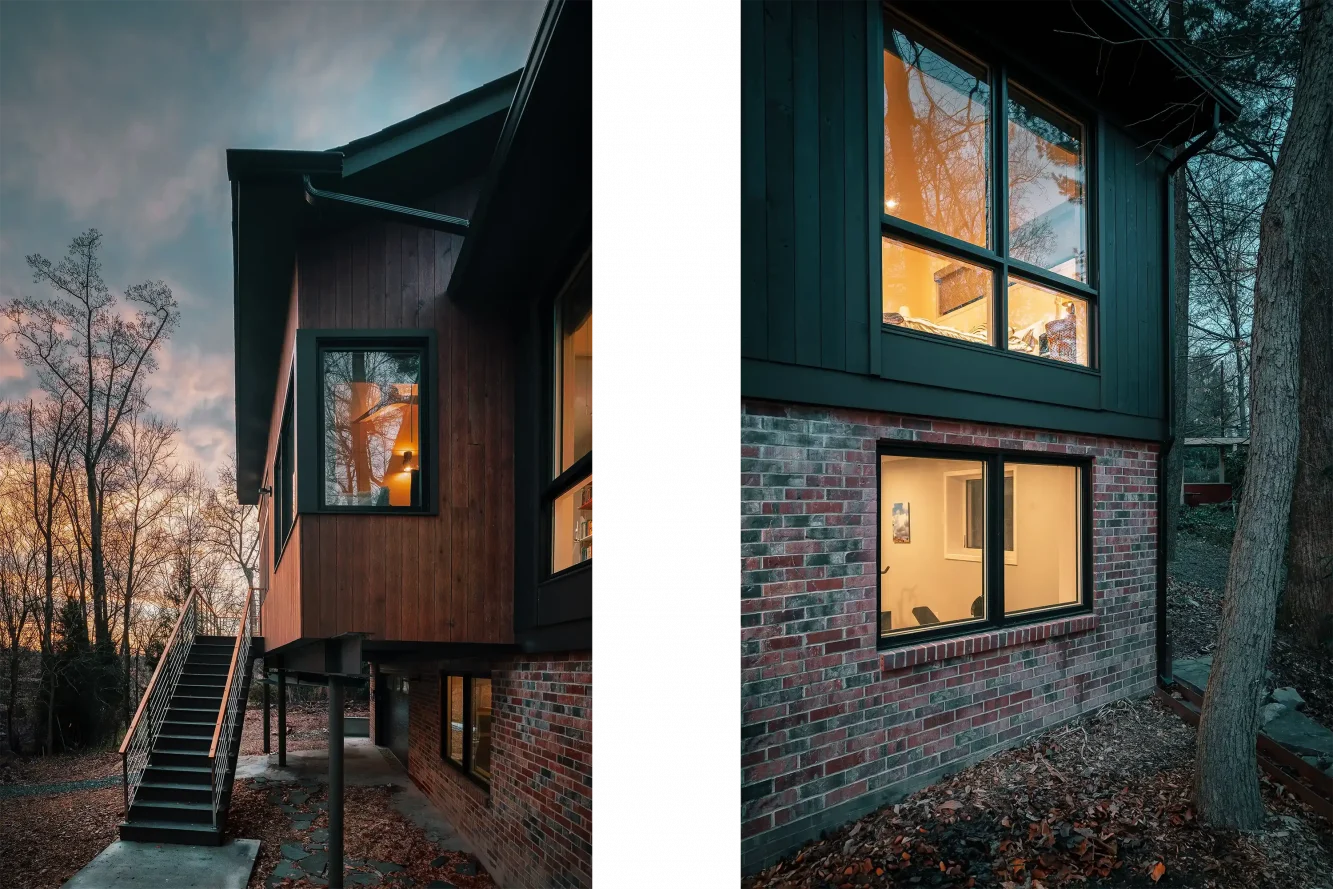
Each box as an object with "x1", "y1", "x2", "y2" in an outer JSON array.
[{"x1": 0, "y1": 0, "x2": 542, "y2": 478}]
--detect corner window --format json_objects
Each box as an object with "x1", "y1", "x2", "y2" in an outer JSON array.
[
  {"x1": 881, "y1": 14, "x2": 1095, "y2": 368},
  {"x1": 440, "y1": 674, "x2": 492, "y2": 787},
  {"x1": 273, "y1": 380, "x2": 295, "y2": 567},
  {"x1": 547, "y1": 256, "x2": 592, "y2": 575},
  {"x1": 878, "y1": 446, "x2": 1089, "y2": 643}
]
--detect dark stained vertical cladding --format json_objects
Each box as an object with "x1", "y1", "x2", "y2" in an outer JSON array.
[
  {"x1": 816, "y1": 1, "x2": 847, "y2": 372},
  {"x1": 842, "y1": 1, "x2": 871, "y2": 374},
  {"x1": 283, "y1": 176, "x2": 513, "y2": 647},
  {"x1": 764, "y1": 0, "x2": 797, "y2": 364},
  {"x1": 741, "y1": 0, "x2": 768, "y2": 360},
  {"x1": 792, "y1": 1, "x2": 821, "y2": 367}
]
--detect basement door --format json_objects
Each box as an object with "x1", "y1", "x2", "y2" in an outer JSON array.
[{"x1": 382, "y1": 676, "x2": 410, "y2": 767}]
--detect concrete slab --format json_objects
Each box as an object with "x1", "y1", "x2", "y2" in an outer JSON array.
[
  {"x1": 61, "y1": 839, "x2": 260, "y2": 889},
  {"x1": 236, "y1": 738, "x2": 472, "y2": 854}
]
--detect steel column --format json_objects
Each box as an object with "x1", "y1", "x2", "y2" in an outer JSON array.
[
  {"x1": 277, "y1": 669, "x2": 287, "y2": 767},
  {"x1": 263, "y1": 662, "x2": 271, "y2": 755},
  {"x1": 328, "y1": 677, "x2": 345, "y2": 889}
]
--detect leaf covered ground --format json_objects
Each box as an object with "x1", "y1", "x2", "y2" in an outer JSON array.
[{"x1": 744, "y1": 696, "x2": 1333, "y2": 889}]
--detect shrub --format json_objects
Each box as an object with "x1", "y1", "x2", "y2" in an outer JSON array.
[{"x1": 1178, "y1": 502, "x2": 1237, "y2": 548}]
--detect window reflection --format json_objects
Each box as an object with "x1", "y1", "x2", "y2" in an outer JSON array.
[
  {"x1": 323, "y1": 349, "x2": 422, "y2": 508},
  {"x1": 883, "y1": 24, "x2": 990, "y2": 247},
  {"x1": 470, "y1": 678, "x2": 492, "y2": 782},
  {"x1": 1007, "y1": 277, "x2": 1089, "y2": 366},
  {"x1": 554, "y1": 262, "x2": 592, "y2": 478},
  {"x1": 1007, "y1": 87, "x2": 1087, "y2": 281},
  {"x1": 882, "y1": 237, "x2": 994, "y2": 345}
]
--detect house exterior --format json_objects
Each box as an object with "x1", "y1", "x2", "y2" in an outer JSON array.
[
  {"x1": 226, "y1": 2, "x2": 590, "y2": 887},
  {"x1": 740, "y1": 0, "x2": 1239, "y2": 872}
]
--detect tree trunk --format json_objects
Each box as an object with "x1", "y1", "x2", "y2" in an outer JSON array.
[
  {"x1": 1165, "y1": 0, "x2": 1191, "y2": 557},
  {"x1": 6, "y1": 649, "x2": 20, "y2": 753},
  {"x1": 1194, "y1": 0, "x2": 1333, "y2": 829},
  {"x1": 1281, "y1": 111, "x2": 1333, "y2": 651}
]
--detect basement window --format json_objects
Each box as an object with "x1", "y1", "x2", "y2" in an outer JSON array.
[
  {"x1": 440, "y1": 674, "x2": 492, "y2": 788},
  {"x1": 878, "y1": 445, "x2": 1090, "y2": 644}
]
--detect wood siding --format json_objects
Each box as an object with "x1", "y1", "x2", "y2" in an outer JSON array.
[
  {"x1": 260, "y1": 178, "x2": 515, "y2": 651},
  {"x1": 741, "y1": 0, "x2": 1169, "y2": 439}
]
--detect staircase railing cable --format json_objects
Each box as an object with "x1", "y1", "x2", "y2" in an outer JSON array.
[{"x1": 209, "y1": 587, "x2": 255, "y2": 828}]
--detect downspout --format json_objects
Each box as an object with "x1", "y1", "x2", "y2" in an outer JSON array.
[
  {"x1": 302, "y1": 175, "x2": 471, "y2": 236},
  {"x1": 1157, "y1": 102, "x2": 1221, "y2": 686}
]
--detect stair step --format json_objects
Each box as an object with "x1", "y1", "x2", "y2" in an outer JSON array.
[
  {"x1": 149, "y1": 750, "x2": 211, "y2": 767},
  {"x1": 174, "y1": 684, "x2": 225, "y2": 697},
  {"x1": 137, "y1": 782, "x2": 213, "y2": 805},
  {"x1": 172, "y1": 695, "x2": 223, "y2": 710},
  {"x1": 129, "y1": 799, "x2": 215, "y2": 825},
  {"x1": 145, "y1": 765, "x2": 213, "y2": 784},
  {"x1": 156, "y1": 734, "x2": 210, "y2": 751},
  {"x1": 119, "y1": 819, "x2": 222, "y2": 846}
]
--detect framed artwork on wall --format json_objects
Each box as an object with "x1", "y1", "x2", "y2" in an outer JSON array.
[{"x1": 892, "y1": 502, "x2": 911, "y2": 543}]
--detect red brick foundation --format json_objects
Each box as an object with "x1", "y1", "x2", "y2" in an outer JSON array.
[
  {"x1": 405, "y1": 652, "x2": 592, "y2": 889},
  {"x1": 740, "y1": 401, "x2": 1159, "y2": 872}
]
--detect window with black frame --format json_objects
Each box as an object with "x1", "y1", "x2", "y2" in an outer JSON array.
[
  {"x1": 878, "y1": 448, "x2": 1088, "y2": 642},
  {"x1": 881, "y1": 14, "x2": 1094, "y2": 368},
  {"x1": 320, "y1": 346, "x2": 425, "y2": 510},
  {"x1": 273, "y1": 380, "x2": 296, "y2": 566},
  {"x1": 440, "y1": 674, "x2": 492, "y2": 786},
  {"x1": 548, "y1": 257, "x2": 592, "y2": 576}
]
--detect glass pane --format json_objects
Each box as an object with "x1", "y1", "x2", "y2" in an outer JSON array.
[
  {"x1": 1007, "y1": 87, "x2": 1087, "y2": 281},
  {"x1": 1006, "y1": 277, "x2": 1090, "y2": 366},
  {"x1": 470, "y1": 678, "x2": 492, "y2": 782},
  {"x1": 554, "y1": 262, "x2": 592, "y2": 477},
  {"x1": 883, "y1": 24, "x2": 989, "y2": 246},
  {"x1": 322, "y1": 349, "x2": 422, "y2": 508},
  {"x1": 446, "y1": 676, "x2": 464, "y2": 766},
  {"x1": 880, "y1": 455, "x2": 986, "y2": 635},
  {"x1": 1004, "y1": 463, "x2": 1081, "y2": 614},
  {"x1": 552, "y1": 475, "x2": 592, "y2": 573},
  {"x1": 883, "y1": 238, "x2": 994, "y2": 345}
]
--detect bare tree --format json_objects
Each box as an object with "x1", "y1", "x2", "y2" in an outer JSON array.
[
  {"x1": 203, "y1": 452, "x2": 260, "y2": 593},
  {"x1": 104, "y1": 412, "x2": 181, "y2": 721},
  {"x1": 1194, "y1": 0, "x2": 1332, "y2": 828},
  {"x1": 3, "y1": 229, "x2": 178, "y2": 666}
]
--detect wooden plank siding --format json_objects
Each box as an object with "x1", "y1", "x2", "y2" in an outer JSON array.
[
  {"x1": 258, "y1": 176, "x2": 514, "y2": 652},
  {"x1": 741, "y1": 0, "x2": 1170, "y2": 440}
]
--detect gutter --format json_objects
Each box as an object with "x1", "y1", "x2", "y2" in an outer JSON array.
[
  {"x1": 302, "y1": 176, "x2": 470, "y2": 236},
  {"x1": 1157, "y1": 102, "x2": 1221, "y2": 686}
]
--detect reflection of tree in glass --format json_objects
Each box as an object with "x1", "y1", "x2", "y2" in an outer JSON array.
[
  {"x1": 884, "y1": 31, "x2": 990, "y2": 248},
  {"x1": 322, "y1": 351, "x2": 420, "y2": 506},
  {"x1": 1007, "y1": 95, "x2": 1084, "y2": 276}
]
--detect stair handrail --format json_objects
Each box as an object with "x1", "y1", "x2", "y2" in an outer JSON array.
[
  {"x1": 120, "y1": 590, "x2": 201, "y2": 813},
  {"x1": 209, "y1": 586, "x2": 255, "y2": 828}
]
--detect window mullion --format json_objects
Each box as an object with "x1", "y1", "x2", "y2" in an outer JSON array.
[
  {"x1": 993, "y1": 67, "x2": 1009, "y2": 349},
  {"x1": 986, "y1": 454, "x2": 1005, "y2": 626},
  {"x1": 461, "y1": 676, "x2": 472, "y2": 773}
]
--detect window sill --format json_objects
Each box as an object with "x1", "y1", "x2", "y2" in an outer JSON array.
[{"x1": 880, "y1": 612, "x2": 1099, "y2": 673}]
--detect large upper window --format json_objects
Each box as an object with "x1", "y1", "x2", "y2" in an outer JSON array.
[
  {"x1": 878, "y1": 447, "x2": 1089, "y2": 643},
  {"x1": 882, "y1": 15, "x2": 1094, "y2": 368},
  {"x1": 548, "y1": 256, "x2": 592, "y2": 575},
  {"x1": 321, "y1": 346, "x2": 425, "y2": 510}
]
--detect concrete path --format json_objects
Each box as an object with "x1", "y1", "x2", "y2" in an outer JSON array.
[
  {"x1": 60, "y1": 839, "x2": 260, "y2": 889},
  {"x1": 236, "y1": 738, "x2": 472, "y2": 855}
]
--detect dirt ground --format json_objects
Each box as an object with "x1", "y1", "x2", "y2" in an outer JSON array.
[
  {"x1": 238, "y1": 700, "x2": 370, "y2": 757},
  {"x1": 1168, "y1": 533, "x2": 1333, "y2": 725},
  {"x1": 744, "y1": 696, "x2": 1333, "y2": 889}
]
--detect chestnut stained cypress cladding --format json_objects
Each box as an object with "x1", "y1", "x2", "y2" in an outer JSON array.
[
  {"x1": 740, "y1": 1, "x2": 1169, "y2": 441},
  {"x1": 259, "y1": 178, "x2": 515, "y2": 649}
]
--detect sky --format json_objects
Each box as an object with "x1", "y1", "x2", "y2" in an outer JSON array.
[{"x1": 0, "y1": 0, "x2": 543, "y2": 479}]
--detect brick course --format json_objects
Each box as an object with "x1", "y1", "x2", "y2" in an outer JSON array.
[
  {"x1": 401, "y1": 652, "x2": 592, "y2": 889},
  {"x1": 740, "y1": 401, "x2": 1159, "y2": 872}
]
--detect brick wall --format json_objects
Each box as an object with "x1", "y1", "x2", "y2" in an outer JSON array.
[
  {"x1": 741, "y1": 401, "x2": 1159, "y2": 872},
  {"x1": 406, "y1": 652, "x2": 593, "y2": 889}
]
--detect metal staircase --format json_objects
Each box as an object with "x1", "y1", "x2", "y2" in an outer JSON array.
[{"x1": 118, "y1": 589, "x2": 261, "y2": 845}]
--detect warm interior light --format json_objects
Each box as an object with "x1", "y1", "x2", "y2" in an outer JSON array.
[
  {"x1": 402, "y1": 449, "x2": 414, "y2": 469},
  {"x1": 885, "y1": 198, "x2": 898, "y2": 210}
]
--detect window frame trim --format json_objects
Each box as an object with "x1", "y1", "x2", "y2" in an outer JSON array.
[
  {"x1": 540, "y1": 252, "x2": 593, "y2": 584},
  {"x1": 877, "y1": 6, "x2": 1101, "y2": 371},
  {"x1": 875, "y1": 439, "x2": 1094, "y2": 651},
  {"x1": 437, "y1": 672, "x2": 491, "y2": 791},
  {"x1": 295, "y1": 328, "x2": 440, "y2": 517},
  {"x1": 273, "y1": 374, "x2": 296, "y2": 570}
]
